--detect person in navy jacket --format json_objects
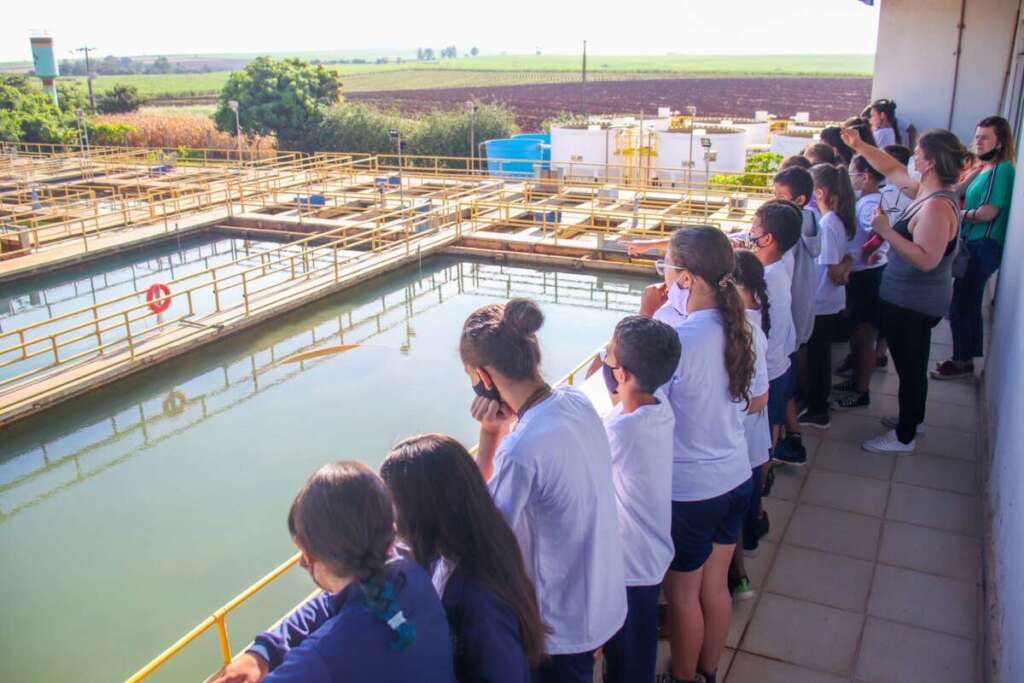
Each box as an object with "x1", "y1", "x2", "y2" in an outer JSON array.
[
  {"x1": 381, "y1": 433, "x2": 547, "y2": 683},
  {"x1": 212, "y1": 461, "x2": 456, "y2": 683}
]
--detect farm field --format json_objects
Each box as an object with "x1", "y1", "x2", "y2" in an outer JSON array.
[
  {"x1": 347, "y1": 76, "x2": 874, "y2": 131},
  {"x1": 58, "y1": 53, "x2": 874, "y2": 99}
]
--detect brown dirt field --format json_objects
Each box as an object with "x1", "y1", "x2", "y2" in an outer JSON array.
[{"x1": 346, "y1": 76, "x2": 873, "y2": 131}]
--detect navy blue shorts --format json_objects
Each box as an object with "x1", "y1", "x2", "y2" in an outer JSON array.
[
  {"x1": 669, "y1": 477, "x2": 754, "y2": 572},
  {"x1": 768, "y1": 360, "x2": 797, "y2": 428}
]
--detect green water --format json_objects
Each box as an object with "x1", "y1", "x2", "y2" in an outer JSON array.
[{"x1": 0, "y1": 256, "x2": 650, "y2": 683}]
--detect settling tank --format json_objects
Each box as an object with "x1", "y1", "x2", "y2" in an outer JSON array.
[
  {"x1": 484, "y1": 138, "x2": 546, "y2": 177},
  {"x1": 654, "y1": 126, "x2": 747, "y2": 184}
]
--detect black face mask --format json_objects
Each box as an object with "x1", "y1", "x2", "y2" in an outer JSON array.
[
  {"x1": 473, "y1": 379, "x2": 502, "y2": 402},
  {"x1": 601, "y1": 360, "x2": 620, "y2": 395},
  {"x1": 979, "y1": 148, "x2": 1000, "y2": 162}
]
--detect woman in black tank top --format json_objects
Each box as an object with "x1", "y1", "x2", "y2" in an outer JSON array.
[{"x1": 840, "y1": 129, "x2": 968, "y2": 453}]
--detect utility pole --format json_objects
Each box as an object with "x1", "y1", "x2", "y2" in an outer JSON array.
[
  {"x1": 580, "y1": 40, "x2": 588, "y2": 118},
  {"x1": 75, "y1": 46, "x2": 97, "y2": 111}
]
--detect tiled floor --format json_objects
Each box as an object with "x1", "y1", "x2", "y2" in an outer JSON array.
[
  {"x1": 613, "y1": 322, "x2": 984, "y2": 683},
  {"x1": 718, "y1": 324, "x2": 984, "y2": 682}
]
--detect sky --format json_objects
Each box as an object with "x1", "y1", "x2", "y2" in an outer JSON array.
[{"x1": 1, "y1": 0, "x2": 880, "y2": 62}]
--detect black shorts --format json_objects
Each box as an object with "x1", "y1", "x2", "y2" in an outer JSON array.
[
  {"x1": 846, "y1": 266, "x2": 885, "y2": 328},
  {"x1": 669, "y1": 477, "x2": 754, "y2": 572}
]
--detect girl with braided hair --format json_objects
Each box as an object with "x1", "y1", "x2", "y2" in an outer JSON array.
[
  {"x1": 213, "y1": 461, "x2": 455, "y2": 683},
  {"x1": 659, "y1": 227, "x2": 763, "y2": 683}
]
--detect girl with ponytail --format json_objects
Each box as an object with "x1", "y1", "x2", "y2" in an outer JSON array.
[
  {"x1": 460, "y1": 299, "x2": 626, "y2": 682},
  {"x1": 213, "y1": 461, "x2": 455, "y2": 683},
  {"x1": 660, "y1": 227, "x2": 762, "y2": 683},
  {"x1": 799, "y1": 164, "x2": 857, "y2": 429}
]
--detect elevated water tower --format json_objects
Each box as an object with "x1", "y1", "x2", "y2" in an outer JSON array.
[{"x1": 30, "y1": 35, "x2": 60, "y2": 106}]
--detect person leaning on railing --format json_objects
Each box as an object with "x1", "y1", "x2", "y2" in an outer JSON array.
[
  {"x1": 931, "y1": 116, "x2": 1016, "y2": 380},
  {"x1": 211, "y1": 462, "x2": 456, "y2": 683}
]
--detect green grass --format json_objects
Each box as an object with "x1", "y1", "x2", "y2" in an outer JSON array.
[{"x1": 58, "y1": 54, "x2": 873, "y2": 99}]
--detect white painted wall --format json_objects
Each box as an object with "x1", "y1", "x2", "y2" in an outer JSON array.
[
  {"x1": 983, "y1": 140, "x2": 1024, "y2": 683},
  {"x1": 873, "y1": 0, "x2": 1019, "y2": 141}
]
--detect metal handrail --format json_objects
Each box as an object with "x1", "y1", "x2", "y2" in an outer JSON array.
[{"x1": 124, "y1": 345, "x2": 605, "y2": 683}]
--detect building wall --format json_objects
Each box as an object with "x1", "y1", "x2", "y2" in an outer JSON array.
[
  {"x1": 984, "y1": 5, "x2": 1024, "y2": 681},
  {"x1": 872, "y1": 0, "x2": 1019, "y2": 141}
]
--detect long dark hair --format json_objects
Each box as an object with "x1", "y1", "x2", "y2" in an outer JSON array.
[
  {"x1": 288, "y1": 461, "x2": 416, "y2": 650},
  {"x1": 733, "y1": 249, "x2": 770, "y2": 337},
  {"x1": 870, "y1": 99, "x2": 902, "y2": 144},
  {"x1": 459, "y1": 299, "x2": 544, "y2": 380},
  {"x1": 381, "y1": 434, "x2": 547, "y2": 665},
  {"x1": 668, "y1": 227, "x2": 755, "y2": 405},
  {"x1": 810, "y1": 163, "x2": 857, "y2": 240},
  {"x1": 821, "y1": 126, "x2": 855, "y2": 166}
]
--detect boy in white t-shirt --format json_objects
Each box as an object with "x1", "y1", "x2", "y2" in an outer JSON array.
[
  {"x1": 771, "y1": 167, "x2": 821, "y2": 465},
  {"x1": 600, "y1": 316, "x2": 681, "y2": 683}
]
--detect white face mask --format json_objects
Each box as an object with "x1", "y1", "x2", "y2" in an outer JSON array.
[
  {"x1": 907, "y1": 157, "x2": 922, "y2": 183},
  {"x1": 668, "y1": 281, "x2": 690, "y2": 317}
]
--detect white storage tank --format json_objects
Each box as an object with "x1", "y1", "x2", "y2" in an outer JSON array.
[
  {"x1": 719, "y1": 118, "x2": 772, "y2": 146},
  {"x1": 770, "y1": 129, "x2": 817, "y2": 158},
  {"x1": 550, "y1": 125, "x2": 617, "y2": 181},
  {"x1": 653, "y1": 126, "x2": 747, "y2": 185}
]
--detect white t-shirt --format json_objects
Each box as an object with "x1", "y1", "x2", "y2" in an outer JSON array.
[
  {"x1": 879, "y1": 183, "x2": 913, "y2": 224},
  {"x1": 873, "y1": 126, "x2": 896, "y2": 149},
  {"x1": 850, "y1": 193, "x2": 888, "y2": 271},
  {"x1": 814, "y1": 211, "x2": 848, "y2": 316},
  {"x1": 763, "y1": 260, "x2": 796, "y2": 379},
  {"x1": 653, "y1": 300, "x2": 686, "y2": 329},
  {"x1": 744, "y1": 309, "x2": 772, "y2": 469},
  {"x1": 489, "y1": 386, "x2": 627, "y2": 654},
  {"x1": 603, "y1": 390, "x2": 675, "y2": 586},
  {"x1": 666, "y1": 309, "x2": 753, "y2": 502}
]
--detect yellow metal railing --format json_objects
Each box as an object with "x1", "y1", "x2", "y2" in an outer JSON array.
[{"x1": 125, "y1": 345, "x2": 606, "y2": 682}]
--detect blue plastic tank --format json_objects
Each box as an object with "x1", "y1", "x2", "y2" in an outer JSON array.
[
  {"x1": 484, "y1": 138, "x2": 547, "y2": 178},
  {"x1": 512, "y1": 134, "x2": 552, "y2": 163}
]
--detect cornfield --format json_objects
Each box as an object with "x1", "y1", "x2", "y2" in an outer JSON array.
[{"x1": 93, "y1": 113, "x2": 275, "y2": 152}]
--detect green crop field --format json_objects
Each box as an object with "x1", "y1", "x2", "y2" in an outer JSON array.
[{"x1": 56, "y1": 54, "x2": 873, "y2": 100}]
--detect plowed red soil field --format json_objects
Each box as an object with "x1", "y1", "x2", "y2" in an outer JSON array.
[{"x1": 346, "y1": 76, "x2": 872, "y2": 131}]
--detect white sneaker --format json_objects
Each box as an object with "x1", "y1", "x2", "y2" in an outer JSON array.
[
  {"x1": 881, "y1": 416, "x2": 925, "y2": 435},
  {"x1": 862, "y1": 430, "x2": 916, "y2": 454}
]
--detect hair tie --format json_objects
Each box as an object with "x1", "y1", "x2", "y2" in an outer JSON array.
[{"x1": 718, "y1": 274, "x2": 737, "y2": 289}]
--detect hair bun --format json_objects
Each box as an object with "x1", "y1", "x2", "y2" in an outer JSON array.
[{"x1": 502, "y1": 299, "x2": 544, "y2": 336}]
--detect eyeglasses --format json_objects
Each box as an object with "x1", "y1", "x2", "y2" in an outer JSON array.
[{"x1": 655, "y1": 259, "x2": 685, "y2": 276}]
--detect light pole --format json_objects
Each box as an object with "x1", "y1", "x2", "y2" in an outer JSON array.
[
  {"x1": 74, "y1": 46, "x2": 97, "y2": 112},
  {"x1": 389, "y1": 128, "x2": 404, "y2": 205},
  {"x1": 701, "y1": 136, "x2": 716, "y2": 217},
  {"x1": 75, "y1": 108, "x2": 89, "y2": 153},
  {"x1": 467, "y1": 100, "x2": 477, "y2": 173},
  {"x1": 228, "y1": 100, "x2": 242, "y2": 165}
]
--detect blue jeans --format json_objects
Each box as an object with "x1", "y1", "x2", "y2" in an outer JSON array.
[
  {"x1": 950, "y1": 239, "x2": 1003, "y2": 361},
  {"x1": 603, "y1": 584, "x2": 661, "y2": 683}
]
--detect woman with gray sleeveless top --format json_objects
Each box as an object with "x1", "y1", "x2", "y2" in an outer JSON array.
[{"x1": 841, "y1": 128, "x2": 968, "y2": 453}]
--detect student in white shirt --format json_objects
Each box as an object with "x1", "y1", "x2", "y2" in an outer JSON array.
[
  {"x1": 745, "y1": 200, "x2": 802, "y2": 446},
  {"x1": 834, "y1": 154, "x2": 889, "y2": 410},
  {"x1": 598, "y1": 316, "x2": 680, "y2": 683},
  {"x1": 461, "y1": 298, "x2": 627, "y2": 683},
  {"x1": 771, "y1": 167, "x2": 820, "y2": 465},
  {"x1": 863, "y1": 99, "x2": 914, "y2": 149},
  {"x1": 659, "y1": 227, "x2": 765, "y2": 683},
  {"x1": 800, "y1": 164, "x2": 857, "y2": 429},
  {"x1": 728, "y1": 250, "x2": 771, "y2": 602}
]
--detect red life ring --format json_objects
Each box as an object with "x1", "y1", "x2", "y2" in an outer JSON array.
[{"x1": 146, "y1": 283, "x2": 172, "y2": 314}]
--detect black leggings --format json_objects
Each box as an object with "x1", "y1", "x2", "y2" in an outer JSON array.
[
  {"x1": 880, "y1": 300, "x2": 941, "y2": 443},
  {"x1": 806, "y1": 313, "x2": 843, "y2": 414}
]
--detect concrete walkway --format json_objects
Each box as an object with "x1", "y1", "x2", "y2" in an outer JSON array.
[{"x1": 716, "y1": 321, "x2": 983, "y2": 682}]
